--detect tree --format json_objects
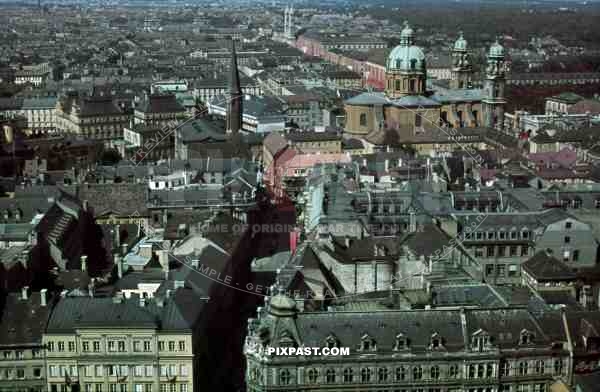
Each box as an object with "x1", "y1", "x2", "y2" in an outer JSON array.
[{"x1": 99, "y1": 148, "x2": 122, "y2": 166}]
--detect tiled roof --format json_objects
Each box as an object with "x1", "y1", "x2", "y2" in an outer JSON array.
[
  {"x1": 0, "y1": 292, "x2": 54, "y2": 345},
  {"x1": 522, "y1": 251, "x2": 577, "y2": 281}
]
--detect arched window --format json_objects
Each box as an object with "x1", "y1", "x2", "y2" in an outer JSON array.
[
  {"x1": 343, "y1": 368, "x2": 353, "y2": 383},
  {"x1": 415, "y1": 113, "x2": 422, "y2": 127},
  {"x1": 394, "y1": 333, "x2": 409, "y2": 350},
  {"x1": 448, "y1": 364, "x2": 459, "y2": 378},
  {"x1": 396, "y1": 59, "x2": 402, "y2": 68},
  {"x1": 554, "y1": 359, "x2": 563, "y2": 375},
  {"x1": 307, "y1": 368, "x2": 318, "y2": 384},
  {"x1": 325, "y1": 334, "x2": 338, "y2": 349},
  {"x1": 279, "y1": 369, "x2": 291, "y2": 385},
  {"x1": 413, "y1": 366, "x2": 422, "y2": 380},
  {"x1": 519, "y1": 361, "x2": 528, "y2": 376},
  {"x1": 395, "y1": 79, "x2": 401, "y2": 91},
  {"x1": 410, "y1": 59, "x2": 417, "y2": 70},
  {"x1": 359, "y1": 113, "x2": 367, "y2": 127},
  {"x1": 395, "y1": 366, "x2": 406, "y2": 381},
  {"x1": 360, "y1": 368, "x2": 372, "y2": 383},
  {"x1": 535, "y1": 360, "x2": 544, "y2": 374},
  {"x1": 326, "y1": 368, "x2": 336, "y2": 383},
  {"x1": 409, "y1": 79, "x2": 416, "y2": 92},
  {"x1": 430, "y1": 365, "x2": 440, "y2": 379}
]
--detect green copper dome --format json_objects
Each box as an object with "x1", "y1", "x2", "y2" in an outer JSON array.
[
  {"x1": 454, "y1": 32, "x2": 468, "y2": 51},
  {"x1": 489, "y1": 40, "x2": 505, "y2": 58},
  {"x1": 387, "y1": 45, "x2": 426, "y2": 72}
]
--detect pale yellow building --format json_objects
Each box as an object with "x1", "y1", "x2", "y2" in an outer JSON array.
[{"x1": 43, "y1": 292, "x2": 196, "y2": 392}]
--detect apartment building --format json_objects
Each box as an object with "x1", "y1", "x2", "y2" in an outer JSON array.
[{"x1": 43, "y1": 291, "x2": 197, "y2": 392}]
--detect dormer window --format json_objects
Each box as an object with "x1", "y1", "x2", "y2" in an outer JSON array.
[
  {"x1": 430, "y1": 333, "x2": 444, "y2": 350},
  {"x1": 394, "y1": 333, "x2": 409, "y2": 351},
  {"x1": 360, "y1": 334, "x2": 376, "y2": 352},
  {"x1": 519, "y1": 330, "x2": 534, "y2": 345},
  {"x1": 471, "y1": 329, "x2": 491, "y2": 352},
  {"x1": 325, "y1": 334, "x2": 338, "y2": 349}
]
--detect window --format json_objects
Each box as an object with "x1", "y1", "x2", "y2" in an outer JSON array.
[
  {"x1": 168, "y1": 341, "x2": 175, "y2": 352},
  {"x1": 180, "y1": 365, "x2": 188, "y2": 377},
  {"x1": 158, "y1": 342, "x2": 165, "y2": 351},
  {"x1": 415, "y1": 113, "x2": 422, "y2": 127},
  {"x1": 430, "y1": 365, "x2": 440, "y2": 379},
  {"x1": 68, "y1": 342, "x2": 75, "y2": 352},
  {"x1": 448, "y1": 364, "x2": 458, "y2": 378},
  {"x1": 497, "y1": 264, "x2": 506, "y2": 276},
  {"x1": 521, "y1": 246, "x2": 529, "y2": 257},
  {"x1": 135, "y1": 385, "x2": 143, "y2": 392},
  {"x1": 409, "y1": 79, "x2": 416, "y2": 92},
  {"x1": 413, "y1": 366, "x2": 423, "y2": 380},
  {"x1": 573, "y1": 250, "x2": 580, "y2": 262},
  {"x1": 508, "y1": 265, "x2": 518, "y2": 277},
  {"x1": 95, "y1": 365, "x2": 103, "y2": 377},
  {"x1": 519, "y1": 361, "x2": 528, "y2": 376},
  {"x1": 535, "y1": 360, "x2": 544, "y2": 374},
  {"x1": 511, "y1": 231, "x2": 518, "y2": 239},
  {"x1": 96, "y1": 384, "x2": 103, "y2": 392},
  {"x1": 118, "y1": 341, "x2": 126, "y2": 352},
  {"x1": 395, "y1": 334, "x2": 408, "y2": 350},
  {"x1": 343, "y1": 368, "x2": 353, "y2": 383},
  {"x1": 359, "y1": 113, "x2": 367, "y2": 127},
  {"x1": 179, "y1": 385, "x2": 187, "y2": 392},
  {"x1": 93, "y1": 341, "x2": 101, "y2": 352},
  {"x1": 487, "y1": 246, "x2": 495, "y2": 257},
  {"x1": 487, "y1": 231, "x2": 495, "y2": 240},
  {"x1": 58, "y1": 342, "x2": 65, "y2": 352},
  {"x1": 133, "y1": 342, "x2": 141, "y2": 352},
  {"x1": 468, "y1": 364, "x2": 475, "y2": 379},
  {"x1": 565, "y1": 236, "x2": 571, "y2": 244},
  {"x1": 279, "y1": 369, "x2": 291, "y2": 385},
  {"x1": 143, "y1": 341, "x2": 151, "y2": 352},
  {"x1": 83, "y1": 342, "x2": 90, "y2": 352},
  {"x1": 377, "y1": 367, "x2": 388, "y2": 382},
  {"x1": 49, "y1": 366, "x2": 58, "y2": 377},
  {"x1": 120, "y1": 384, "x2": 127, "y2": 392},
  {"x1": 110, "y1": 385, "x2": 117, "y2": 392},
  {"x1": 145, "y1": 366, "x2": 153, "y2": 377},
  {"x1": 486, "y1": 264, "x2": 495, "y2": 276},
  {"x1": 135, "y1": 366, "x2": 143, "y2": 377},
  {"x1": 160, "y1": 366, "x2": 167, "y2": 377},
  {"x1": 326, "y1": 368, "x2": 336, "y2": 383},
  {"x1": 554, "y1": 359, "x2": 563, "y2": 374},
  {"x1": 108, "y1": 341, "x2": 116, "y2": 352},
  {"x1": 360, "y1": 367, "x2": 372, "y2": 383},
  {"x1": 566, "y1": 222, "x2": 572, "y2": 229},
  {"x1": 477, "y1": 364, "x2": 484, "y2": 378},
  {"x1": 144, "y1": 385, "x2": 152, "y2": 392},
  {"x1": 178, "y1": 341, "x2": 186, "y2": 351},
  {"x1": 34, "y1": 367, "x2": 42, "y2": 378},
  {"x1": 510, "y1": 246, "x2": 518, "y2": 257},
  {"x1": 486, "y1": 363, "x2": 493, "y2": 378},
  {"x1": 16, "y1": 368, "x2": 25, "y2": 379},
  {"x1": 395, "y1": 366, "x2": 406, "y2": 381}
]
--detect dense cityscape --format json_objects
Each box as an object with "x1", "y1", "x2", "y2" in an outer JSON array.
[{"x1": 1, "y1": 1, "x2": 600, "y2": 392}]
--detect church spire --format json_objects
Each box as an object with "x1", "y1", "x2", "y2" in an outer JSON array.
[{"x1": 226, "y1": 38, "x2": 243, "y2": 133}]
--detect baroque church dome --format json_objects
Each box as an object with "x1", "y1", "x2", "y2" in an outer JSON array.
[
  {"x1": 454, "y1": 32, "x2": 468, "y2": 51},
  {"x1": 387, "y1": 22, "x2": 426, "y2": 73},
  {"x1": 489, "y1": 40, "x2": 505, "y2": 58}
]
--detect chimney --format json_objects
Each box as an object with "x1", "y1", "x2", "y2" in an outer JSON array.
[
  {"x1": 384, "y1": 159, "x2": 389, "y2": 173},
  {"x1": 114, "y1": 224, "x2": 121, "y2": 248},
  {"x1": 80, "y1": 255, "x2": 88, "y2": 272},
  {"x1": 115, "y1": 254, "x2": 123, "y2": 279},
  {"x1": 409, "y1": 212, "x2": 416, "y2": 233},
  {"x1": 121, "y1": 243, "x2": 128, "y2": 256},
  {"x1": 166, "y1": 289, "x2": 172, "y2": 299},
  {"x1": 21, "y1": 286, "x2": 29, "y2": 300},
  {"x1": 40, "y1": 289, "x2": 47, "y2": 306}
]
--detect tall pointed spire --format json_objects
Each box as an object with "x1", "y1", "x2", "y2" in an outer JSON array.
[{"x1": 226, "y1": 38, "x2": 243, "y2": 134}]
